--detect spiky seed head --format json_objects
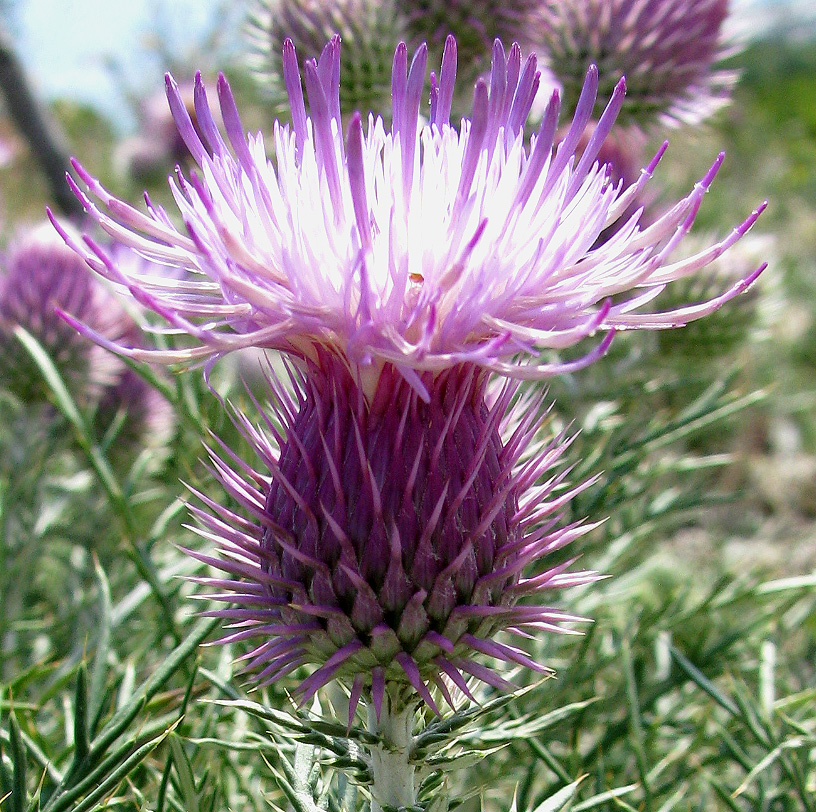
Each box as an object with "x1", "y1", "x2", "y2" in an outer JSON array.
[{"x1": 535, "y1": 0, "x2": 736, "y2": 128}]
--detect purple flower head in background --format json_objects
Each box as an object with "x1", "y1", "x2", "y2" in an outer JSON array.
[
  {"x1": 56, "y1": 36, "x2": 764, "y2": 713},
  {"x1": 0, "y1": 224, "x2": 124, "y2": 404},
  {"x1": 535, "y1": 0, "x2": 736, "y2": 128}
]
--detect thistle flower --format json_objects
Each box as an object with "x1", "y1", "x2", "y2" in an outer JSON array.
[
  {"x1": 0, "y1": 224, "x2": 123, "y2": 404},
  {"x1": 0, "y1": 224, "x2": 174, "y2": 454},
  {"x1": 57, "y1": 37, "x2": 764, "y2": 711},
  {"x1": 534, "y1": 0, "x2": 737, "y2": 127}
]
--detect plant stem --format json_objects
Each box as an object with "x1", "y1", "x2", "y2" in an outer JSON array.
[{"x1": 367, "y1": 693, "x2": 418, "y2": 812}]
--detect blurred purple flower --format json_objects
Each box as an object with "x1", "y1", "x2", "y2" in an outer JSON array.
[
  {"x1": 0, "y1": 225, "x2": 173, "y2": 449},
  {"x1": 55, "y1": 36, "x2": 764, "y2": 711},
  {"x1": 535, "y1": 0, "x2": 736, "y2": 127},
  {"x1": 115, "y1": 80, "x2": 201, "y2": 182},
  {"x1": 0, "y1": 224, "x2": 123, "y2": 404}
]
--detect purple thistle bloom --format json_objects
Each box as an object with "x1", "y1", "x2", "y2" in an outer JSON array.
[
  {"x1": 55, "y1": 37, "x2": 765, "y2": 712},
  {"x1": 535, "y1": 0, "x2": 737, "y2": 128},
  {"x1": 0, "y1": 225, "x2": 124, "y2": 404},
  {"x1": 0, "y1": 225, "x2": 174, "y2": 447},
  {"x1": 57, "y1": 36, "x2": 763, "y2": 387}
]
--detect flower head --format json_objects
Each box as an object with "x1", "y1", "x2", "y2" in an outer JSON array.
[
  {"x1": 59, "y1": 35, "x2": 763, "y2": 399},
  {"x1": 534, "y1": 0, "x2": 736, "y2": 128},
  {"x1": 57, "y1": 36, "x2": 765, "y2": 711},
  {"x1": 0, "y1": 224, "x2": 123, "y2": 404}
]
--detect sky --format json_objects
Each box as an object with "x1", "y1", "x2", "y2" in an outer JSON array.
[
  {"x1": 6, "y1": 0, "x2": 816, "y2": 133},
  {"x1": 9, "y1": 0, "x2": 239, "y2": 130}
]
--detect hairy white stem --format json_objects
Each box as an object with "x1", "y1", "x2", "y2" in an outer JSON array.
[{"x1": 367, "y1": 694, "x2": 418, "y2": 812}]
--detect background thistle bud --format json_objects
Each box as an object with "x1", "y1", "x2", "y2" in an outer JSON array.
[
  {"x1": 654, "y1": 231, "x2": 770, "y2": 363},
  {"x1": 0, "y1": 225, "x2": 123, "y2": 405},
  {"x1": 115, "y1": 80, "x2": 201, "y2": 182},
  {"x1": 399, "y1": 0, "x2": 541, "y2": 105},
  {"x1": 245, "y1": 0, "x2": 402, "y2": 117},
  {"x1": 535, "y1": 0, "x2": 737, "y2": 128}
]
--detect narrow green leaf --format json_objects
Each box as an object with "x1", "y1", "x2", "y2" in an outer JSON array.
[
  {"x1": 758, "y1": 573, "x2": 816, "y2": 593},
  {"x1": 169, "y1": 733, "x2": 199, "y2": 812},
  {"x1": 156, "y1": 755, "x2": 173, "y2": 812},
  {"x1": 530, "y1": 779, "x2": 581, "y2": 812},
  {"x1": 89, "y1": 558, "x2": 112, "y2": 735},
  {"x1": 527, "y1": 741, "x2": 571, "y2": 785},
  {"x1": 669, "y1": 645, "x2": 739, "y2": 716},
  {"x1": 92, "y1": 616, "x2": 218, "y2": 757},
  {"x1": 705, "y1": 776, "x2": 743, "y2": 812},
  {"x1": 11, "y1": 726, "x2": 62, "y2": 788},
  {"x1": 0, "y1": 734, "x2": 12, "y2": 805},
  {"x1": 68, "y1": 726, "x2": 174, "y2": 812},
  {"x1": 571, "y1": 784, "x2": 638, "y2": 811},
  {"x1": 774, "y1": 685, "x2": 816, "y2": 714},
  {"x1": 178, "y1": 662, "x2": 199, "y2": 723},
  {"x1": 473, "y1": 700, "x2": 599, "y2": 745},
  {"x1": 71, "y1": 665, "x2": 90, "y2": 769},
  {"x1": 13, "y1": 327, "x2": 128, "y2": 524},
  {"x1": 733, "y1": 735, "x2": 816, "y2": 799},
  {"x1": 621, "y1": 638, "x2": 650, "y2": 803},
  {"x1": 14, "y1": 326, "x2": 181, "y2": 643},
  {"x1": 272, "y1": 752, "x2": 324, "y2": 812},
  {"x1": 42, "y1": 618, "x2": 218, "y2": 812},
  {"x1": 729, "y1": 681, "x2": 774, "y2": 748},
  {"x1": 48, "y1": 720, "x2": 179, "y2": 812},
  {"x1": 8, "y1": 711, "x2": 26, "y2": 812}
]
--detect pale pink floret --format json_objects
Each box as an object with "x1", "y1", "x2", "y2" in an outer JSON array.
[{"x1": 54, "y1": 36, "x2": 764, "y2": 401}]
